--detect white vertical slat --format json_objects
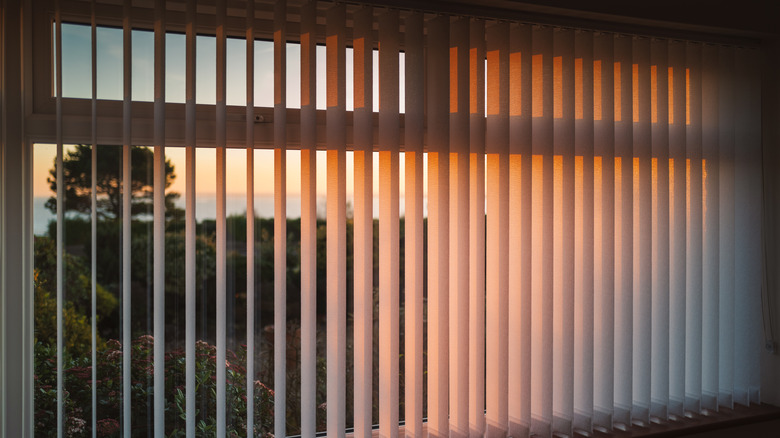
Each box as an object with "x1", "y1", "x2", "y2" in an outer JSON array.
[
  {"x1": 153, "y1": 0, "x2": 167, "y2": 435},
  {"x1": 274, "y1": 1, "x2": 288, "y2": 436},
  {"x1": 449, "y1": 17, "x2": 470, "y2": 438},
  {"x1": 612, "y1": 34, "x2": 632, "y2": 428},
  {"x1": 552, "y1": 28, "x2": 575, "y2": 437},
  {"x1": 426, "y1": 15, "x2": 450, "y2": 438},
  {"x1": 121, "y1": 0, "x2": 132, "y2": 432},
  {"x1": 733, "y1": 48, "x2": 752, "y2": 406},
  {"x1": 733, "y1": 47, "x2": 762, "y2": 407},
  {"x1": 700, "y1": 43, "x2": 720, "y2": 413},
  {"x1": 403, "y1": 12, "x2": 425, "y2": 438},
  {"x1": 2, "y1": 0, "x2": 32, "y2": 433},
  {"x1": 573, "y1": 29, "x2": 595, "y2": 434},
  {"x1": 326, "y1": 5, "x2": 347, "y2": 436},
  {"x1": 216, "y1": 151, "x2": 227, "y2": 436},
  {"x1": 352, "y1": 7, "x2": 373, "y2": 438},
  {"x1": 351, "y1": 4, "x2": 374, "y2": 431},
  {"x1": 245, "y1": 0, "x2": 255, "y2": 435},
  {"x1": 684, "y1": 42, "x2": 703, "y2": 415},
  {"x1": 650, "y1": 38, "x2": 670, "y2": 422},
  {"x1": 668, "y1": 40, "x2": 687, "y2": 418},
  {"x1": 379, "y1": 9, "x2": 400, "y2": 438},
  {"x1": 184, "y1": 0, "x2": 196, "y2": 435},
  {"x1": 485, "y1": 21, "x2": 509, "y2": 438},
  {"x1": 632, "y1": 36, "x2": 652, "y2": 426},
  {"x1": 717, "y1": 45, "x2": 735, "y2": 410},
  {"x1": 592, "y1": 32, "x2": 614, "y2": 431},
  {"x1": 216, "y1": 0, "x2": 227, "y2": 435},
  {"x1": 6, "y1": 7, "x2": 15, "y2": 433},
  {"x1": 90, "y1": 1, "x2": 97, "y2": 435},
  {"x1": 54, "y1": 1, "x2": 64, "y2": 435},
  {"x1": 468, "y1": 18, "x2": 486, "y2": 438},
  {"x1": 530, "y1": 25, "x2": 553, "y2": 438},
  {"x1": 508, "y1": 23, "x2": 532, "y2": 438},
  {"x1": 300, "y1": 2, "x2": 317, "y2": 435},
  {"x1": 744, "y1": 48, "x2": 763, "y2": 406}
]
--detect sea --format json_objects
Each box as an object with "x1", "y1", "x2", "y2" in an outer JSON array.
[{"x1": 34, "y1": 195, "x2": 403, "y2": 236}]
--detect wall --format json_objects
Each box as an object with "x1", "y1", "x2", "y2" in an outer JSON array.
[{"x1": 760, "y1": 38, "x2": 780, "y2": 407}]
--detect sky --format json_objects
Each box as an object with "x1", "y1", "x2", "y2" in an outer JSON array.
[
  {"x1": 34, "y1": 146, "x2": 423, "y2": 200},
  {"x1": 57, "y1": 23, "x2": 404, "y2": 110},
  {"x1": 42, "y1": 23, "x2": 415, "y2": 199}
]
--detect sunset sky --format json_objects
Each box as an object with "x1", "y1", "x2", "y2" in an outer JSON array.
[{"x1": 34, "y1": 145, "x2": 419, "y2": 200}]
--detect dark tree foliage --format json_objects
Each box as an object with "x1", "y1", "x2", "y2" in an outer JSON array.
[{"x1": 45, "y1": 144, "x2": 180, "y2": 219}]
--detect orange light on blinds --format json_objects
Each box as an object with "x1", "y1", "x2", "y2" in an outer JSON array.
[
  {"x1": 651, "y1": 158, "x2": 658, "y2": 204},
  {"x1": 669, "y1": 158, "x2": 674, "y2": 206},
  {"x1": 594, "y1": 156, "x2": 603, "y2": 262},
  {"x1": 354, "y1": 38, "x2": 365, "y2": 109},
  {"x1": 634, "y1": 157, "x2": 640, "y2": 183},
  {"x1": 614, "y1": 156, "x2": 622, "y2": 289},
  {"x1": 593, "y1": 60, "x2": 602, "y2": 121},
  {"x1": 633, "y1": 63, "x2": 639, "y2": 123},
  {"x1": 471, "y1": 47, "x2": 479, "y2": 114},
  {"x1": 651, "y1": 65, "x2": 657, "y2": 124},
  {"x1": 554, "y1": 56, "x2": 562, "y2": 119},
  {"x1": 275, "y1": 30, "x2": 284, "y2": 105},
  {"x1": 686, "y1": 158, "x2": 691, "y2": 219},
  {"x1": 575, "y1": 58, "x2": 583, "y2": 120},
  {"x1": 614, "y1": 62, "x2": 621, "y2": 121},
  {"x1": 554, "y1": 156, "x2": 563, "y2": 187},
  {"x1": 702, "y1": 158, "x2": 708, "y2": 223},
  {"x1": 326, "y1": 34, "x2": 339, "y2": 108},
  {"x1": 686, "y1": 68, "x2": 690, "y2": 125},
  {"x1": 301, "y1": 32, "x2": 312, "y2": 107},
  {"x1": 668, "y1": 67, "x2": 674, "y2": 124},
  {"x1": 451, "y1": 46, "x2": 459, "y2": 113},
  {"x1": 510, "y1": 52, "x2": 522, "y2": 116},
  {"x1": 487, "y1": 50, "x2": 500, "y2": 116},
  {"x1": 633, "y1": 157, "x2": 641, "y2": 272},
  {"x1": 533, "y1": 54, "x2": 543, "y2": 118}
]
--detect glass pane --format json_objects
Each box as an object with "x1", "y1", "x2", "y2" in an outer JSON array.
[
  {"x1": 132, "y1": 30, "x2": 154, "y2": 102},
  {"x1": 97, "y1": 27, "x2": 123, "y2": 100},
  {"x1": 61, "y1": 24, "x2": 92, "y2": 98},
  {"x1": 166, "y1": 34, "x2": 186, "y2": 104}
]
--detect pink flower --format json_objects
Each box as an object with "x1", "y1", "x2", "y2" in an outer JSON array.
[
  {"x1": 105, "y1": 339, "x2": 122, "y2": 350},
  {"x1": 96, "y1": 418, "x2": 120, "y2": 437}
]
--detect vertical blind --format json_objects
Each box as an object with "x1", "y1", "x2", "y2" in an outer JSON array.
[{"x1": 44, "y1": 0, "x2": 763, "y2": 437}]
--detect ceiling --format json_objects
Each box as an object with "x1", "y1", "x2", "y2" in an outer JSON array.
[
  {"x1": 510, "y1": 0, "x2": 780, "y2": 37},
  {"x1": 359, "y1": 0, "x2": 778, "y2": 43}
]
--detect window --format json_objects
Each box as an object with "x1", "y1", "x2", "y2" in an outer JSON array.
[{"x1": 1, "y1": 1, "x2": 774, "y2": 437}]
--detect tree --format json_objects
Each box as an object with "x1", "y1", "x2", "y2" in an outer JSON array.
[
  {"x1": 45, "y1": 144, "x2": 181, "y2": 220},
  {"x1": 34, "y1": 235, "x2": 118, "y2": 352}
]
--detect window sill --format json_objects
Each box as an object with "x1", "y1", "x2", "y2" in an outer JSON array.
[{"x1": 588, "y1": 403, "x2": 780, "y2": 437}]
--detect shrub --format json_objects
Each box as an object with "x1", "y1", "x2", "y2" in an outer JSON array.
[{"x1": 34, "y1": 336, "x2": 275, "y2": 437}]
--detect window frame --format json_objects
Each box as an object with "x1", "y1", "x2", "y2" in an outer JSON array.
[
  {"x1": 3, "y1": 0, "x2": 778, "y2": 437},
  {"x1": 28, "y1": 0, "x2": 408, "y2": 151}
]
